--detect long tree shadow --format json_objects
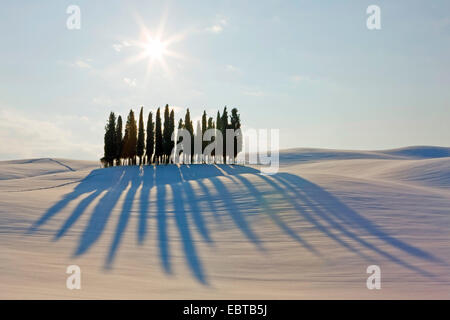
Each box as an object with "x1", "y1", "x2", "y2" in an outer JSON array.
[
  {"x1": 106, "y1": 167, "x2": 142, "y2": 268},
  {"x1": 224, "y1": 172, "x2": 321, "y2": 256},
  {"x1": 27, "y1": 168, "x2": 124, "y2": 234},
  {"x1": 170, "y1": 181, "x2": 208, "y2": 284},
  {"x1": 179, "y1": 165, "x2": 214, "y2": 244},
  {"x1": 274, "y1": 173, "x2": 440, "y2": 262},
  {"x1": 74, "y1": 167, "x2": 131, "y2": 257},
  {"x1": 28, "y1": 164, "x2": 442, "y2": 284},
  {"x1": 138, "y1": 166, "x2": 155, "y2": 245}
]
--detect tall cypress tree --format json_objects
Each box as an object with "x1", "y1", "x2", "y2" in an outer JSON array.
[
  {"x1": 137, "y1": 107, "x2": 145, "y2": 165},
  {"x1": 201, "y1": 110, "x2": 207, "y2": 160},
  {"x1": 216, "y1": 111, "x2": 222, "y2": 132},
  {"x1": 215, "y1": 111, "x2": 222, "y2": 163},
  {"x1": 230, "y1": 108, "x2": 242, "y2": 163},
  {"x1": 207, "y1": 117, "x2": 215, "y2": 162},
  {"x1": 221, "y1": 106, "x2": 229, "y2": 163},
  {"x1": 122, "y1": 119, "x2": 130, "y2": 165},
  {"x1": 125, "y1": 109, "x2": 137, "y2": 165},
  {"x1": 176, "y1": 118, "x2": 184, "y2": 163},
  {"x1": 146, "y1": 111, "x2": 154, "y2": 164},
  {"x1": 154, "y1": 107, "x2": 163, "y2": 164},
  {"x1": 162, "y1": 104, "x2": 170, "y2": 163},
  {"x1": 207, "y1": 117, "x2": 214, "y2": 129},
  {"x1": 169, "y1": 109, "x2": 175, "y2": 163},
  {"x1": 104, "y1": 112, "x2": 116, "y2": 167},
  {"x1": 115, "y1": 115, "x2": 123, "y2": 166},
  {"x1": 184, "y1": 108, "x2": 194, "y2": 163}
]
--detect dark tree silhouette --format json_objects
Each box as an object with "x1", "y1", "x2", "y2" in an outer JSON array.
[
  {"x1": 137, "y1": 107, "x2": 145, "y2": 165},
  {"x1": 162, "y1": 104, "x2": 170, "y2": 164},
  {"x1": 154, "y1": 107, "x2": 163, "y2": 164},
  {"x1": 169, "y1": 109, "x2": 175, "y2": 163},
  {"x1": 104, "y1": 112, "x2": 116, "y2": 167},
  {"x1": 101, "y1": 106, "x2": 242, "y2": 167},
  {"x1": 124, "y1": 109, "x2": 137, "y2": 165},
  {"x1": 184, "y1": 108, "x2": 194, "y2": 163},
  {"x1": 230, "y1": 108, "x2": 242, "y2": 163},
  {"x1": 115, "y1": 115, "x2": 123, "y2": 166},
  {"x1": 201, "y1": 110, "x2": 207, "y2": 161},
  {"x1": 215, "y1": 111, "x2": 222, "y2": 163},
  {"x1": 207, "y1": 117, "x2": 214, "y2": 129},
  {"x1": 207, "y1": 116, "x2": 215, "y2": 162},
  {"x1": 221, "y1": 106, "x2": 229, "y2": 163},
  {"x1": 146, "y1": 111, "x2": 154, "y2": 164}
]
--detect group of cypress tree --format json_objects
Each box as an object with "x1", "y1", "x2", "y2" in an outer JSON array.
[{"x1": 102, "y1": 105, "x2": 241, "y2": 167}]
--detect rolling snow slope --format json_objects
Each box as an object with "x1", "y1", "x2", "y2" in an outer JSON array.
[{"x1": 0, "y1": 147, "x2": 449, "y2": 299}]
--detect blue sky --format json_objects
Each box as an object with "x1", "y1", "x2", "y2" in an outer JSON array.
[{"x1": 0, "y1": 0, "x2": 449, "y2": 160}]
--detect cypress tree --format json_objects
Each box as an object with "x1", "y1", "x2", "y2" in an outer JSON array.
[
  {"x1": 215, "y1": 111, "x2": 221, "y2": 163},
  {"x1": 169, "y1": 109, "x2": 175, "y2": 163},
  {"x1": 146, "y1": 111, "x2": 154, "y2": 164},
  {"x1": 201, "y1": 110, "x2": 207, "y2": 160},
  {"x1": 125, "y1": 109, "x2": 137, "y2": 165},
  {"x1": 177, "y1": 118, "x2": 184, "y2": 147},
  {"x1": 122, "y1": 119, "x2": 130, "y2": 165},
  {"x1": 162, "y1": 104, "x2": 170, "y2": 163},
  {"x1": 115, "y1": 115, "x2": 123, "y2": 166},
  {"x1": 104, "y1": 112, "x2": 116, "y2": 167},
  {"x1": 176, "y1": 118, "x2": 184, "y2": 163},
  {"x1": 221, "y1": 106, "x2": 229, "y2": 163},
  {"x1": 184, "y1": 108, "x2": 194, "y2": 163},
  {"x1": 207, "y1": 117, "x2": 214, "y2": 129},
  {"x1": 216, "y1": 111, "x2": 222, "y2": 132},
  {"x1": 137, "y1": 107, "x2": 145, "y2": 165},
  {"x1": 207, "y1": 117, "x2": 215, "y2": 162},
  {"x1": 230, "y1": 108, "x2": 242, "y2": 163},
  {"x1": 154, "y1": 107, "x2": 163, "y2": 164}
]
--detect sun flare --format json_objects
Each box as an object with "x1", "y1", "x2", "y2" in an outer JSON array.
[
  {"x1": 117, "y1": 13, "x2": 187, "y2": 82},
  {"x1": 144, "y1": 38, "x2": 166, "y2": 60}
]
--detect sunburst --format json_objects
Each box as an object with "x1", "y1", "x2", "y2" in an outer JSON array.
[{"x1": 120, "y1": 12, "x2": 187, "y2": 82}]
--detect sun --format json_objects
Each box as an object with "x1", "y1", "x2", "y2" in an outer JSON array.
[
  {"x1": 117, "y1": 13, "x2": 187, "y2": 81},
  {"x1": 145, "y1": 38, "x2": 166, "y2": 60}
]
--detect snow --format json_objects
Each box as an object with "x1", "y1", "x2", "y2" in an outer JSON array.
[{"x1": 0, "y1": 146, "x2": 449, "y2": 299}]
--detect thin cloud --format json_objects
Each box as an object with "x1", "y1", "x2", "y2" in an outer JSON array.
[
  {"x1": 112, "y1": 41, "x2": 131, "y2": 52},
  {"x1": 205, "y1": 16, "x2": 227, "y2": 34},
  {"x1": 0, "y1": 107, "x2": 101, "y2": 160},
  {"x1": 71, "y1": 59, "x2": 92, "y2": 69}
]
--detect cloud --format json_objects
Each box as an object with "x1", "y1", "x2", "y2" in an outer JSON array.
[
  {"x1": 112, "y1": 41, "x2": 131, "y2": 52},
  {"x1": 206, "y1": 25, "x2": 223, "y2": 33},
  {"x1": 205, "y1": 16, "x2": 227, "y2": 34},
  {"x1": 72, "y1": 59, "x2": 92, "y2": 69},
  {"x1": 123, "y1": 77, "x2": 137, "y2": 87},
  {"x1": 0, "y1": 107, "x2": 102, "y2": 160}
]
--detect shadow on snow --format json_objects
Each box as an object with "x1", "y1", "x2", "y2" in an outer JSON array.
[{"x1": 28, "y1": 164, "x2": 443, "y2": 284}]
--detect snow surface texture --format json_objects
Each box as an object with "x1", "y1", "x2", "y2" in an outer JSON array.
[{"x1": 0, "y1": 147, "x2": 449, "y2": 299}]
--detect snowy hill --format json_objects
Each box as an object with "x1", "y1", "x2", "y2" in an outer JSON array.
[
  {"x1": 277, "y1": 145, "x2": 450, "y2": 166},
  {"x1": 0, "y1": 146, "x2": 449, "y2": 299}
]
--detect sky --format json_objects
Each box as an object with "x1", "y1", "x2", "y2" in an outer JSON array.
[{"x1": 0, "y1": 0, "x2": 449, "y2": 160}]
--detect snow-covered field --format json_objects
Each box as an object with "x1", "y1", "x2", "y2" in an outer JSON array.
[{"x1": 0, "y1": 146, "x2": 449, "y2": 299}]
